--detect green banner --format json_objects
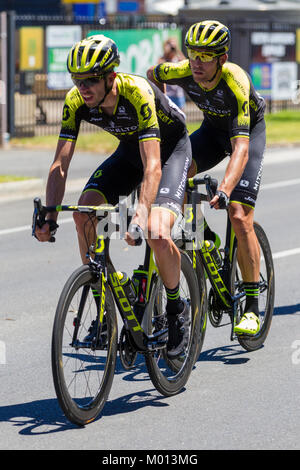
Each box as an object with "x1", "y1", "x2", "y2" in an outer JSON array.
[
  {"x1": 48, "y1": 48, "x2": 69, "y2": 73},
  {"x1": 87, "y1": 29, "x2": 182, "y2": 76}
]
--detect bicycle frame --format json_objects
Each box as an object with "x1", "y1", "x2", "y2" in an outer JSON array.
[
  {"x1": 33, "y1": 198, "x2": 199, "y2": 353},
  {"x1": 185, "y1": 177, "x2": 246, "y2": 340}
]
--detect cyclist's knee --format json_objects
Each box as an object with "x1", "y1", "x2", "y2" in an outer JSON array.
[
  {"x1": 73, "y1": 211, "x2": 92, "y2": 233},
  {"x1": 147, "y1": 237, "x2": 171, "y2": 254},
  {"x1": 147, "y1": 208, "x2": 175, "y2": 240},
  {"x1": 229, "y1": 203, "x2": 254, "y2": 237}
]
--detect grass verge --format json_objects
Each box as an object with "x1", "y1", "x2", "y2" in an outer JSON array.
[
  {"x1": 3, "y1": 110, "x2": 300, "y2": 182},
  {"x1": 0, "y1": 175, "x2": 35, "y2": 183}
]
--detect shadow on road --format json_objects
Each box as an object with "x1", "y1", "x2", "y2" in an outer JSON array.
[
  {"x1": 197, "y1": 343, "x2": 250, "y2": 365},
  {"x1": 274, "y1": 303, "x2": 300, "y2": 316},
  {"x1": 0, "y1": 357, "x2": 171, "y2": 435}
]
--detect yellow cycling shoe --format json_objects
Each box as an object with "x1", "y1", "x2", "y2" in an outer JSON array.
[{"x1": 234, "y1": 312, "x2": 260, "y2": 335}]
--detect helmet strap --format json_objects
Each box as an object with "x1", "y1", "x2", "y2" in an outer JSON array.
[
  {"x1": 207, "y1": 57, "x2": 222, "y2": 83},
  {"x1": 98, "y1": 72, "x2": 115, "y2": 106}
]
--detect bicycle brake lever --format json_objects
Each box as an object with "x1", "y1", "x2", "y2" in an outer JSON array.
[{"x1": 204, "y1": 175, "x2": 218, "y2": 201}]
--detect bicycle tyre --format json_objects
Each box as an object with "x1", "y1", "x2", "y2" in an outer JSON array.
[
  {"x1": 144, "y1": 251, "x2": 202, "y2": 396},
  {"x1": 231, "y1": 222, "x2": 275, "y2": 352},
  {"x1": 186, "y1": 249, "x2": 208, "y2": 361},
  {"x1": 51, "y1": 265, "x2": 118, "y2": 426}
]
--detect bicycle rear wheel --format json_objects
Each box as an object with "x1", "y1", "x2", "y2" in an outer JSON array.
[
  {"x1": 231, "y1": 222, "x2": 275, "y2": 351},
  {"x1": 144, "y1": 251, "x2": 202, "y2": 396},
  {"x1": 51, "y1": 265, "x2": 118, "y2": 426}
]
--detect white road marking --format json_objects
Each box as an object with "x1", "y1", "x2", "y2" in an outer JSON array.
[
  {"x1": 0, "y1": 217, "x2": 299, "y2": 260},
  {"x1": 1, "y1": 176, "x2": 300, "y2": 261}
]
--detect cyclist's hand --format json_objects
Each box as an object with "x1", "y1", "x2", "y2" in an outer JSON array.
[
  {"x1": 34, "y1": 220, "x2": 58, "y2": 242},
  {"x1": 125, "y1": 223, "x2": 143, "y2": 246},
  {"x1": 210, "y1": 190, "x2": 229, "y2": 210}
]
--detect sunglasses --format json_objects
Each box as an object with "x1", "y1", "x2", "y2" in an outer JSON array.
[
  {"x1": 187, "y1": 49, "x2": 219, "y2": 62},
  {"x1": 71, "y1": 74, "x2": 104, "y2": 88}
]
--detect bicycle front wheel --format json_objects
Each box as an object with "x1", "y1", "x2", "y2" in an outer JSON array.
[
  {"x1": 231, "y1": 222, "x2": 275, "y2": 351},
  {"x1": 51, "y1": 265, "x2": 118, "y2": 426},
  {"x1": 145, "y1": 251, "x2": 202, "y2": 396}
]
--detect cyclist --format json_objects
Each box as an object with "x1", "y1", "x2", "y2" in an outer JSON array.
[
  {"x1": 148, "y1": 20, "x2": 266, "y2": 336},
  {"x1": 34, "y1": 34, "x2": 192, "y2": 358}
]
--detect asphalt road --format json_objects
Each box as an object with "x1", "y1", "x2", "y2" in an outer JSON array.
[{"x1": 0, "y1": 146, "x2": 299, "y2": 451}]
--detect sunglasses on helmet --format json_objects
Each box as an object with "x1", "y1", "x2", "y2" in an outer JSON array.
[
  {"x1": 187, "y1": 49, "x2": 220, "y2": 62},
  {"x1": 71, "y1": 74, "x2": 104, "y2": 88}
]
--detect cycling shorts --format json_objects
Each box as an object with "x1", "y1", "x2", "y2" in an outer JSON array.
[
  {"x1": 83, "y1": 131, "x2": 192, "y2": 217},
  {"x1": 190, "y1": 118, "x2": 266, "y2": 209}
]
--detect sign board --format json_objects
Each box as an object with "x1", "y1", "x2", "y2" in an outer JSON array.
[
  {"x1": 62, "y1": 0, "x2": 99, "y2": 3},
  {"x1": 87, "y1": 29, "x2": 182, "y2": 76},
  {"x1": 271, "y1": 62, "x2": 297, "y2": 100},
  {"x1": 250, "y1": 31, "x2": 297, "y2": 100},
  {"x1": 46, "y1": 26, "x2": 82, "y2": 89},
  {"x1": 250, "y1": 63, "x2": 272, "y2": 98},
  {"x1": 19, "y1": 27, "x2": 43, "y2": 71},
  {"x1": 251, "y1": 32, "x2": 295, "y2": 62}
]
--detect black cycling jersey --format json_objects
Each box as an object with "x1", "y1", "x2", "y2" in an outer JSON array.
[
  {"x1": 59, "y1": 72, "x2": 186, "y2": 145},
  {"x1": 153, "y1": 60, "x2": 265, "y2": 139},
  {"x1": 190, "y1": 119, "x2": 265, "y2": 208},
  {"x1": 59, "y1": 71, "x2": 191, "y2": 216}
]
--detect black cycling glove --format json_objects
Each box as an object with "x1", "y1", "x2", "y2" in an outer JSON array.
[{"x1": 216, "y1": 190, "x2": 229, "y2": 209}]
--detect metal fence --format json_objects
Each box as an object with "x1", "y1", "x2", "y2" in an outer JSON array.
[{"x1": 2, "y1": 11, "x2": 300, "y2": 139}]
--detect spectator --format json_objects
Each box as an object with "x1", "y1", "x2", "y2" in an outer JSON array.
[{"x1": 158, "y1": 38, "x2": 186, "y2": 109}]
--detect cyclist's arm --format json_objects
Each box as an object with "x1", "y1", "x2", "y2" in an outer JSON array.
[
  {"x1": 35, "y1": 139, "x2": 76, "y2": 241},
  {"x1": 210, "y1": 137, "x2": 249, "y2": 209},
  {"x1": 147, "y1": 66, "x2": 166, "y2": 93},
  {"x1": 147, "y1": 60, "x2": 190, "y2": 94},
  {"x1": 46, "y1": 139, "x2": 76, "y2": 212},
  {"x1": 210, "y1": 64, "x2": 251, "y2": 209}
]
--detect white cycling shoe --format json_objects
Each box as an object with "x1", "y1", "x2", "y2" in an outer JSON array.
[{"x1": 234, "y1": 312, "x2": 260, "y2": 335}]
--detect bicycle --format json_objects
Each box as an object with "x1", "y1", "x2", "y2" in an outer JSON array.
[
  {"x1": 184, "y1": 173, "x2": 275, "y2": 353},
  {"x1": 32, "y1": 196, "x2": 206, "y2": 426}
]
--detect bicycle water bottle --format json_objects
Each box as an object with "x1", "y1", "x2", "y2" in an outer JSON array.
[
  {"x1": 204, "y1": 240, "x2": 222, "y2": 270},
  {"x1": 117, "y1": 272, "x2": 137, "y2": 305},
  {"x1": 131, "y1": 267, "x2": 148, "y2": 305}
]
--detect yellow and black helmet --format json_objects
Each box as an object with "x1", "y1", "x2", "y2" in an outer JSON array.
[
  {"x1": 185, "y1": 21, "x2": 230, "y2": 55},
  {"x1": 67, "y1": 34, "x2": 120, "y2": 75}
]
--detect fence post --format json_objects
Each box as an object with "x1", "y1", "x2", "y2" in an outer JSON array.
[
  {"x1": 7, "y1": 11, "x2": 15, "y2": 139},
  {"x1": 0, "y1": 11, "x2": 9, "y2": 148}
]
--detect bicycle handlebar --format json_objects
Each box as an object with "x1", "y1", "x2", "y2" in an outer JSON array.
[
  {"x1": 186, "y1": 174, "x2": 218, "y2": 201},
  {"x1": 32, "y1": 174, "x2": 218, "y2": 243},
  {"x1": 32, "y1": 198, "x2": 143, "y2": 245}
]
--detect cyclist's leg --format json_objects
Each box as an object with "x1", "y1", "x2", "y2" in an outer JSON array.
[
  {"x1": 147, "y1": 132, "x2": 192, "y2": 357},
  {"x1": 230, "y1": 119, "x2": 266, "y2": 334},
  {"x1": 147, "y1": 131, "x2": 191, "y2": 293},
  {"x1": 73, "y1": 143, "x2": 143, "y2": 263},
  {"x1": 189, "y1": 120, "x2": 230, "y2": 245}
]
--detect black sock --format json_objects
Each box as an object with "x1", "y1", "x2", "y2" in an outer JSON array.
[
  {"x1": 243, "y1": 282, "x2": 259, "y2": 316},
  {"x1": 165, "y1": 284, "x2": 184, "y2": 315}
]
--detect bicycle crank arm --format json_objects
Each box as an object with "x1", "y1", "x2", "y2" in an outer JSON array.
[
  {"x1": 71, "y1": 340, "x2": 107, "y2": 351},
  {"x1": 230, "y1": 291, "x2": 246, "y2": 341},
  {"x1": 146, "y1": 328, "x2": 168, "y2": 351}
]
